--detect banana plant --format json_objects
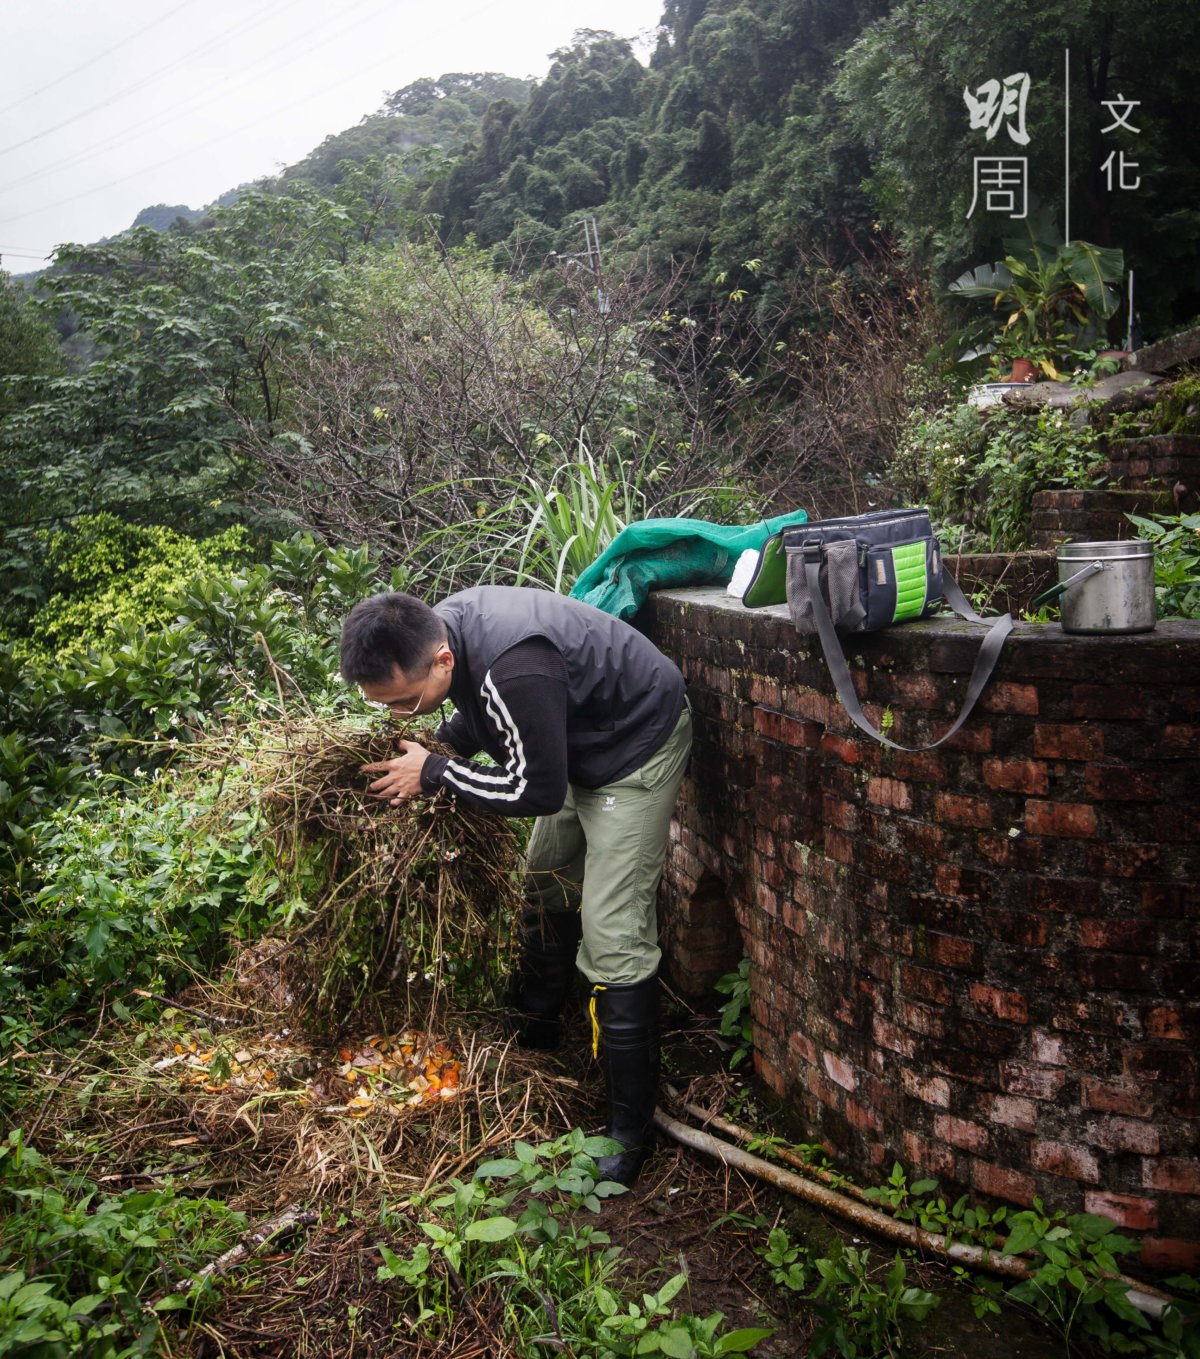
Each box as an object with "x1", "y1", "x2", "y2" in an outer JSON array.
[{"x1": 949, "y1": 230, "x2": 1124, "y2": 379}]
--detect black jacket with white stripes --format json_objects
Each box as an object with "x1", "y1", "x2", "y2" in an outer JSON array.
[{"x1": 417, "y1": 585, "x2": 686, "y2": 817}]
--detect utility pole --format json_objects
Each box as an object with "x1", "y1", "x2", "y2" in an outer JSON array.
[{"x1": 550, "y1": 216, "x2": 610, "y2": 314}]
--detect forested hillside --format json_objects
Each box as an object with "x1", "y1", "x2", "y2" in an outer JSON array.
[
  {"x1": 402, "y1": 0, "x2": 1200, "y2": 335},
  {"x1": 3, "y1": 4, "x2": 1200, "y2": 1354}
]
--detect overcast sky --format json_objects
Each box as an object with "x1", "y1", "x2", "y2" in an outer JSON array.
[{"x1": 0, "y1": 0, "x2": 665, "y2": 273}]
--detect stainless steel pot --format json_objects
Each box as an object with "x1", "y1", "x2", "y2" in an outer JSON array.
[{"x1": 1032, "y1": 540, "x2": 1156, "y2": 634}]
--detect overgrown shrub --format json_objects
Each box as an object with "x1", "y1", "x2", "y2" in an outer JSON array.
[
  {"x1": 10, "y1": 514, "x2": 250, "y2": 662},
  {"x1": 0, "y1": 1130, "x2": 243, "y2": 1357},
  {"x1": 891, "y1": 399, "x2": 1106, "y2": 551},
  {"x1": 1, "y1": 761, "x2": 280, "y2": 1067},
  {"x1": 1129, "y1": 510, "x2": 1200, "y2": 618}
]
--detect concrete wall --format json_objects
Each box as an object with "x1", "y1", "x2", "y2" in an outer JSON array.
[{"x1": 643, "y1": 587, "x2": 1200, "y2": 1272}]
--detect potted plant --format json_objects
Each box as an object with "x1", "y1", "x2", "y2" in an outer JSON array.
[{"x1": 950, "y1": 216, "x2": 1124, "y2": 382}]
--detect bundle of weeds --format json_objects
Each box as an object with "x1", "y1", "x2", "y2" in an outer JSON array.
[{"x1": 222, "y1": 714, "x2": 522, "y2": 1033}]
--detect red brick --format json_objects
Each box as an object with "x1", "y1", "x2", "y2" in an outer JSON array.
[
  {"x1": 934, "y1": 1114, "x2": 990, "y2": 1153},
  {"x1": 1085, "y1": 1117, "x2": 1160, "y2": 1156},
  {"x1": 926, "y1": 933, "x2": 979, "y2": 970},
  {"x1": 1031, "y1": 1140, "x2": 1101, "y2": 1182},
  {"x1": 933, "y1": 864, "x2": 991, "y2": 901},
  {"x1": 1078, "y1": 954, "x2": 1153, "y2": 991},
  {"x1": 1000, "y1": 1062, "x2": 1068, "y2": 1101},
  {"x1": 982, "y1": 1094, "x2": 1038, "y2": 1132},
  {"x1": 750, "y1": 677, "x2": 782, "y2": 707},
  {"x1": 845, "y1": 1098, "x2": 882, "y2": 1133},
  {"x1": 1088, "y1": 843, "x2": 1161, "y2": 879},
  {"x1": 823, "y1": 1051, "x2": 857, "y2": 1091},
  {"x1": 901, "y1": 1069, "x2": 951, "y2": 1108},
  {"x1": 1078, "y1": 917, "x2": 1158, "y2": 953},
  {"x1": 1025, "y1": 801, "x2": 1098, "y2": 838},
  {"x1": 899, "y1": 1000, "x2": 946, "y2": 1038},
  {"x1": 903, "y1": 1131, "x2": 956, "y2": 1180},
  {"x1": 971, "y1": 1159, "x2": 1037, "y2": 1206},
  {"x1": 1081, "y1": 1076, "x2": 1152, "y2": 1119},
  {"x1": 824, "y1": 829, "x2": 855, "y2": 863},
  {"x1": 899, "y1": 964, "x2": 953, "y2": 1005},
  {"x1": 1123, "y1": 1046, "x2": 1198, "y2": 1083},
  {"x1": 873, "y1": 1018, "x2": 917, "y2": 1058},
  {"x1": 983, "y1": 758, "x2": 1050, "y2": 796},
  {"x1": 823, "y1": 798, "x2": 860, "y2": 832},
  {"x1": 819, "y1": 732, "x2": 863, "y2": 764},
  {"x1": 1137, "y1": 1239, "x2": 1200, "y2": 1273},
  {"x1": 937, "y1": 722, "x2": 993, "y2": 753},
  {"x1": 1084, "y1": 766, "x2": 1160, "y2": 802},
  {"x1": 788, "y1": 1031, "x2": 817, "y2": 1068},
  {"x1": 754, "y1": 1052, "x2": 786, "y2": 1095},
  {"x1": 986, "y1": 911, "x2": 1049, "y2": 947},
  {"x1": 1072, "y1": 684, "x2": 1146, "y2": 719},
  {"x1": 866, "y1": 776, "x2": 912, "y2": 810},
  {"x1": 980, "y1": 682, "x2": 1039, "y2": 716},
  {"x1": 1142, "y1": 1158, "x2": 1200, "y2": 1194},
  {"x1": 934, "y1": 792, "x2": 993, "y2": 829},
  {"x1": 1157, "y1": 725, "x2": 1200, "y2": 758},
  {"x1": 1082, "y1": 1191, "x2": 1159, "y2": 1232},
  {"x1": 1034, "y1": 724, "x2": 1104, "y2": 761},
  {"x1": 1144, "y1": 1005, "x2": 1193, "y2": 1041},
  {"x1": 889, "y1": 673, "x2": 944, "y2": 707},
  {"x1": 969, "y1": 983, "x2": 1029, "y2": 1024}
]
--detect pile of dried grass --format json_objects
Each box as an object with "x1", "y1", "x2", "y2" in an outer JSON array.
[{"x1": 208, "y1": 714, "x2": 523, "y2": 1033}]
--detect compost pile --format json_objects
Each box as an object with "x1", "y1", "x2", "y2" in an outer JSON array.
[{"x1": 237, "y1": 715, "x2": 522, "y2": 1031}]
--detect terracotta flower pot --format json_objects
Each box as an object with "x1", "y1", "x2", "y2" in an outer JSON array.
[{"x1": 1008, "y1": 358, "x2": 1036, "y2": 383}]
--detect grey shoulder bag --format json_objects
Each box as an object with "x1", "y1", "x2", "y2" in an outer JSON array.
[{"x1": 780, "y1": 509, "x2": 1013, "y2": 752}]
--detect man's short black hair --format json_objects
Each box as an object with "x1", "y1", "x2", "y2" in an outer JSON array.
[{"x1": 339, "y1": 592, "x2": 447, "y2": 685}]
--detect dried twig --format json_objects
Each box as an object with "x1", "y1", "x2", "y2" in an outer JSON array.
[{"x1": 195, "y1": 1202, "x2": 320, "y2": 1282}]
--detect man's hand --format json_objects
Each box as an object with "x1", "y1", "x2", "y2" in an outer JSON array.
[{"x1": 363, "y1": 740, "x2": 430, "y2": 804}]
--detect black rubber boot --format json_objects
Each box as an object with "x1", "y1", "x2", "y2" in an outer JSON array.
[
  {"x1": 591, "y1": 975, "x2": 661, "y2": 1187},
  {"x1": 507, "y1": 908, "x2": 582, "y2": 1050}
]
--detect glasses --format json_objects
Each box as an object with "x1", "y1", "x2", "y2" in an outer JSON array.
[{"x1": 383, "y1": 663, "x2": 433, "y2": 717}]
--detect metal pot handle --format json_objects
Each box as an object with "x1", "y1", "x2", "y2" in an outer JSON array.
[{"x1": 1030, "y1": 559, "x2": 1107, "y2": 609}]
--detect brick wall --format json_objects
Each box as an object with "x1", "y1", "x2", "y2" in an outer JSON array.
[
  {"x1": 1031, "y1": 488, "x2": 1171, "y2": 548},
  {"x1": 644, "y1": 587, "x2": 1200, "y2": 1272}
]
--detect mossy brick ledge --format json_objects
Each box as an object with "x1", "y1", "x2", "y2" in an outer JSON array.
[{"x1": 643, "y1": 586, "x2": 1200, "y2": 1273}]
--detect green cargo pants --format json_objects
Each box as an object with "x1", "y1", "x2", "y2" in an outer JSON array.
[{"x1": 523, "y1": 703, "x2": 692, "y2": 986}]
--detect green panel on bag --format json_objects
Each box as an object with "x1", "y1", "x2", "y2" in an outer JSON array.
[
  {"x1": 741, "y1": 532, "x2": 788, "y2": 607},
  {"x1": 891, "y1": 541, "x2": 928, "y2": 621}
]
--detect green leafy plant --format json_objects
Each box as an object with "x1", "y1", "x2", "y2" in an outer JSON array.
[
  {"x1": 715, "y1": 954, "x2": 754, "y2": 1069},
  {"x1": 412, "y1": 437, "x2": 671, "y2": 597},
  {"x1": 0, "y1": 1129, "x2": 243, "y2": 1358},
  {"x1": 999, "y1": 1202, "x2": 1149, "y2": 1352},
  {"x1": 1128, "y1": 511, "x2": 1200, "y2": 619},
  {"x1": 376, "y1": 1130, "x2": 773, "y2": 1354},
  {"x1": 762, "y1": 1228, "x2": 938, "y2": 1358}
]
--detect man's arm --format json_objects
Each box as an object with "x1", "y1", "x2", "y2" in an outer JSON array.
[
  {"x1": 422, "y1": 637, "x2": 568, "y2": 814},
  {"x1": 435, "y1": 709, "x2": 479, "y2": 758},
  {"x1": 367, "y1": 638, "x2": 569, "y2": 816}
]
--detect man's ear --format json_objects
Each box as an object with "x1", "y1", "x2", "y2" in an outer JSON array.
[{"x1": 435, "y1": 642, "x2": 454, "y2": 673}]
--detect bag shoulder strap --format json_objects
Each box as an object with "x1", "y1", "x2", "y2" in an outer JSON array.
[{"x1": 801, "y1": 550, "x2": 1014, "y2": 752}]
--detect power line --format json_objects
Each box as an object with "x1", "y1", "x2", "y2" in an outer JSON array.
[
  {"x1": 0, "y1": 0, "x2": 202, "y2": 118},
  {"x1": 0, "y1": 0, "x2": 391, "y2": 197},
  {"x1": 0, "y1": 0, "x2": 506, "y2": 231},
  {"x1": 0, "y1": 0, "x2": 296, "y2": 159}
]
